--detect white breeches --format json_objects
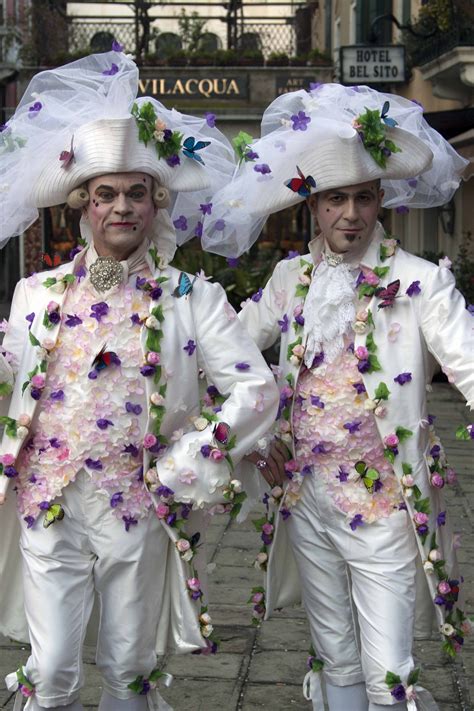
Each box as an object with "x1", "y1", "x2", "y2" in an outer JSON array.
[
  {"x1": 286, "y1": 474, "x2": 419, "y2": 706},
  {"x1": 18, "y1": 471, "x2": 168, "y2": 708}
]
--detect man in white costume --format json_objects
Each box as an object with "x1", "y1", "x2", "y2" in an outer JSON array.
[
  {"x1": 0, "y1": 51, "x2": 278, "y2": 710},
  {"x1": 202, "y1": 85, "x2": 473, "y2": 710}
]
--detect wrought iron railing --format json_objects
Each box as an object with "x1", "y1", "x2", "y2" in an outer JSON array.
[{"x1": 408, "y1": 24, "x2": 474, "y2": 67}]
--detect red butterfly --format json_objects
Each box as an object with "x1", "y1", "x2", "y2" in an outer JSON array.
[
  {"x1": 92, "y1": 345, "x2": 121, "y2": 371},
  {"x1": 376, "y1": 279, "x2": 400, "y2": 309},
  {"x1": 59, "y1": 136, "x2": 75, "y2": 168},
  {"x1": 285, "y1": 166, "x2": 316, "y2": 197},
  {"x1": 42, "y1": 253, "x2": 61, "y2": 268},
  {"x1": 214, "y1": 421, "x2": 230, "y2": 445}
]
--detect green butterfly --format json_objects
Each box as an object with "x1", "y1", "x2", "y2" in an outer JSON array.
[
  {"x1": 43, "y1": 504, "x2": 65, "y2": 528},
  {"x1": 354, "y1": 461, "x2": 380, "y2": 494}
]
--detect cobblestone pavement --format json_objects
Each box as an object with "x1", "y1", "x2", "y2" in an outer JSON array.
[{"x1": 0, "y1": 384, "x2": 472, "y2": 710}]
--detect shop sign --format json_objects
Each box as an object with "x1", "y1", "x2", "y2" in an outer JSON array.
[{"x1": 340, "y1": 45, "x2": 406, "y2": 84}]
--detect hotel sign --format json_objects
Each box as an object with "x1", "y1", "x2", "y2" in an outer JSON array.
[
  {"x1": 340, "y1": 45, "x2": 406, "y2": 84},
  {"x1": 138, "y1": 76, "x2": 248, "y2": 100}
]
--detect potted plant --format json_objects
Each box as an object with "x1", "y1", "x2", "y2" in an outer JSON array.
[
  {"x1": 188, "y1": 51, "x2": 216, "y2": 67},
  {"x1": 166, "y1": 50, "x2": 188, "y2": 67},
  {"x1": 237, "y1": 50, "x2": 264, "y2": 67},
  {"x1": 307, "y1": 49, "x2": 332, "y2": 66},
  {"x1": 266, "y1": 52, "x2": 290, "y2": 67},
  {"x1": 214, "y1": 49, "x2": 239, "y2": 66},
  {"x1": 289, "y1": 54, "x2": 308, "y2": 67}
]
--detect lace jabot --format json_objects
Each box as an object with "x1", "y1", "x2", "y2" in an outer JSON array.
[{"x1": 303, "y1": 251, "x2": 359, "y2": 367}]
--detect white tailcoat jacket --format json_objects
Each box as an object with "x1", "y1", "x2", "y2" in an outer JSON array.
[
  {"x1": 239, "y1": 226, "x2": 473, "y2": 638},
  {"x1": 0, "y1": 248, "x2": 279, "y2": 651}
]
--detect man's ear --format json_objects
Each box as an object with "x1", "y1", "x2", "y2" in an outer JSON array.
[{"x1": 306, "y1": 194, "x2": 318, "y2": 216}]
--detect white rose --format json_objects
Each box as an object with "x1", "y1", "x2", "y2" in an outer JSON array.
[
  {"x1": 230, "y1": 479, "x2": 242, "y2": 493},
  {"x1": 16, "y1": 426, "x2": 29, "y2": 439},
  {"x1": 440, "y1": 623, "x2": 455, "y2": 637},
  {"x1": 182, "y1": 549, "x2": 194, "y2": 562},
  {"x1": 404, "y1": 487, "x2": 413, "y2": 498},
  {"x1": 36, "y1": 347, "x2": 48, "y2": 361},
  {"x1": 289, "y1": 355, "x2": 300, "y2": 367},
  {"x1": 405, "y1": 685, "x2": 416, "y2": 702},
  {"x1": 200, "y1": 612, "x2": 212, "y2": 625},
  {"x1": 353, "y1": 321, "x2": 367, "y2": 334},
  {"x1": 145, "y1": 316, "x2": 160, "y2": 330},
  {"x1": 201, "y1": 624, "x2": 214, "y2": 638},
  {"x1": 50, "y1": 280, "x2": 66, "y2": 294},
  {"x1": 429, "y1": 549, "x2": 441, "y2": 562},
  {"x1": 363, "y1": 399, "x2": 376, "y2": 411},
  {"x1": 423, "y1": 561, "x2": 434, "y2": 574},
  {"x1": 193, "y1": 417, "x2": 208, "y2": 431},
  {"x1": 150, "y1": 392, "x2": 165, "y2": 406}
]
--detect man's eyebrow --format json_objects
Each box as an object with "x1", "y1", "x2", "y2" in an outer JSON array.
[{"x1": 93, "y1": 183, "x2": 149, "y2": 192}]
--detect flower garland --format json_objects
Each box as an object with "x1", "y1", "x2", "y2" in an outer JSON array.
[
  {"x1": 128, "y1": 667, "x2": 172, "y2": 695},
  {"x1": 385, "y1": 668, "x2": 419, "y2": 704},
  {"x1": 131, "y1": 102, "x2": 183, "y2": 163},
  {"x1": 353, "y1": 103, "x2": 401, "y2": 169}
]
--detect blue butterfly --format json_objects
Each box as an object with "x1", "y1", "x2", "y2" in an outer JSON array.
[
  {"x1": 182, "y1": 136, "x2": 211, "y2": 165},
  {"x1": 173, "y1": 272, "x2": 197, "y2": 298},
  {"x1": 381, "y1": 101, "x2": 398, "y2": 128}
]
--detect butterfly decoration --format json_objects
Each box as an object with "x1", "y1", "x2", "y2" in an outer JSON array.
[
  {"x1": 173, "y1": 272, "x2": 197, "y2": 298},
  {"x1": 285, "y1": 166, "x2": 316, "y2": 197},
  {"x1": 375, "y1": 279, "x2": 400, "y2": 309},
  {"x1": 214, "y1": 421, "x2": 230, "y2": 445},
  {"x1": 92, "y1": 345, "x2": 121, "y2": 371},
  {"x1": 182, "y1": 137, "x2": 210, "y2": 165},
  {"x1": 43, "y1": 503, "x2": 65, "y2": 528},
  {"x1": 59, "y1": 136, "x2": 75, "y2": 169},
  {"x1": 354, "y1": 461, "x2": 381, "y2": 494},
  {"x1": 42, "y1": 252, "x2": 61, "y2": 268},
  {"x1": 381, "y1": 101, "x2": 398, "y2": 128}
]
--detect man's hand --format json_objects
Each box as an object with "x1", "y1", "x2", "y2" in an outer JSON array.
[{"x1": 245, "y1": 440, "x2": 291, "y2": 488}]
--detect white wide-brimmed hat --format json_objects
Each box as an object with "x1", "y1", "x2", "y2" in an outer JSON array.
[
  {"x1": 0, "y1": 50, "x2": 235, "y2": 253},
  {"x1": 199, "y1": 84, "x2": 468, "y2": 257}
]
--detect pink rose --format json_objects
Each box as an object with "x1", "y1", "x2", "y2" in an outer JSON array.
[
  {"x1": 18, "y1": 413, "x2": 31, "y2": 426},
  {"x1": 252, "y1": 592, "x2": 264, "y2": 603},
  {"x1": 0, "y1": 453, "x2": 15, "y2": 466},
  {"x1": 355, "y1": 346, "x2": 369, "y2": 360},
  {"x1": 143, "y1": 433, "x2": 157, "y2": 449},
  {"x1": 147, "y1": 351, "x2": 160, "y2": 365},
  {"x1": 262, "y1": 522, "x2": 274, "y2": 535},
  {"x1": 156, "y1": 503, "x2": 169, "y2": 519},
  {"x1": 292, "y1": 344, "x2": 305, "y2": 358},
  {"x1": 430, "y1": 473, "x2": 445, "y2": 489},
  {"x1": 298, "y1": 273, "x2": 311, "y2": 286},
  {"x1": 42, "y1": 338, "x2": 55, "y2": 350},
  {"x1": 279, "y1": 420, "x2": 291, "y2": 433},
  {"x1": 384, "y1": 434, "x2": 399, "y2": 448},
  {"x1": 176, "y1": 539, "x2": 191, "y2": 552},
  {"x1": 285, "y1": 459, "x2": 298, "y2": 472},
  {"x1": 150, "y1": 392, "x2": 165, "y2": 406},
  {"x1": 356, "y1": 309, "x2": 368, "y2": 322},
  {"x1": 31, "y1": 374, "x2": 45, "y2": 389},
  {"x1": 401, "y1": 474, "x2": 414, "y2": 487},
  {"x1": 293, "y1": 304, "x2": 303, "y2": 318},
  {"x1": 46, "y1": 300, "x2": 59, "y2": 313},
  {"x1": 374, "y1": 405, "x2": 387, "y2": 418},
  {"x1": 20, "y1": 687, "x2": 34, "y2": 698},
  {"x1": 364, "y1": 270, "x2": 380, "y2": 286},
  {"x1": 438, "y1": 581, "x2": 451, "y2": 595},
  {"x1": 187, "y1": 577, "x2": 201, "y2": 591},
  {"x1": 210, "y1": 448, "x2": 224, "y2": 461},
  {"x1": 414, "y1": 512, "x2": 428, "y2": 525}
]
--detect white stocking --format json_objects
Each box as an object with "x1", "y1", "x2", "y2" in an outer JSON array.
[
  {"x1": 369, "y1": 703, "x2": 407, "y2": 711},
  {"x1": 326, "y1": 681, "x2": 369, "y2": 711},
  {"x1": 98, "y1": 690, "x2": 148, "y2": 711},
  {"x1": 27, "y1": 700, "x2": 84, "y2": 711}
]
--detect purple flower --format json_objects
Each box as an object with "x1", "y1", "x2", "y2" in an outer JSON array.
[
  {"x1": 427, "y1": 414, "x2": 436, "y2": 425},
  {"x1": 39, "y1": 501, "x2": 50, "y2": 510},
  {"x1": 85, "y1": 458, "x2": 103, "y2": 471},
  {"x1": 235, "y1": 362, "x2": 250, "y2": 370},
  {"x1": 215, "y1": 219, "x2": 226, "y2": 231},
  {"x1": 291, "y1": 111, "x2": 311, "y2": 131},
  {"x1": 254, "y1": 163, "x2": 271, "y2": 175},
  {"x1": 227, "y1": 257, "x2": 239, "y2": 268},
  {"x1": 28, "y1": 101, "x2": 42, "y2": 115},
  {"x1": 149, "y1": 286, "x2": 162, "y2": 300},
  {"x1": 112, "y1": 40, "x2": 124, "y2": 52},
  {"x1": 278, "y1": 314, "x2": 289, "y2": 333},
  {"x1": 90, "y1": 302, "x2": 109, "y2": 322},
  {"x1": 391, "y1": 685, "x2": 406, "y2": 702},
  {"x1": 310, "y1": 395, "x2": 324, "y2": 409},
  {"x1": 123, "y1": 443, "x2": 139, "y2": 457},
  {"x1": 344, "y1": 420, "x2": 361, "y2": 434},
  {"x1": 350, "y1": 514, "x2": 364, "y2": 531},
  {"x1": 417, "y1": 524, "x2": 428, "y2": 536},
  {"x1": 205, "y1": 112, "x2": 216, "y2": 128},
  {"x1": 285, "y1": 250, "x2": 300, "y2": 260},
  {"x1": 184, "y1": 339, "x2": 196, "y2": 356},
  {"x1": 246, "y1": 150, "x2": 259, "y2": 160},
  {"x1": 311, "y1": 351, "x2": 324, "y2": 368},
  {"x1": 312, "y1": 442, "x2": 328, "y2": 455},
  {"x1": 163, "y1": 129, "x2": 172, "y2": 141},
  {"x1": 140, "y1": 364, "x2": 156, "y2": 377},
  {"x1": 102, "y1": 63, "x2": 119, "y2": 76},
  {"x1": 48, "y1": 311, "x2": 61, "y2": 325},
  {"x1": 200, "y1": 202, "x2": 212, "y2": 215},
  {"x1": 357, "y1": 359, "x2": 370, "y2": 374},
  {"x1": 25, "y1": 312, "x2": 35, "y2": 329},
  {"x1": 166, "y1": 512, "x2": 177, "y2": 527},
  {"x1": 437, "y1": 511, "x2": 446, "y2": 526},
  {"x1": 125, "y1": 402, "x2": 142, "y2": 415},
  {"x1": 430, "y1": 444, "x2": 441, "y2": 458},
  {"x1": 96, "y1": 418, "x2": 114, "y2": 430},
  {"x1": 75, "y1": 264, "x2": 87, "y2": 280},
  {"x1": 30, "y1": 388, "x2": 42, "y2": 400},
  {"x1": 301, "y1": 465, "x2": 312, "y2": 477},
  {"x1": 352, "y1": 382, "x2": 366, "y2": 395},
  {"x1": 194, "y1": 221, "x2": 203, "y2": 238},
  {"x1": 4, "y1": 465, "x2": 18, "y2": 478},
  {"x1": 141, "y1": 680, "x2": 151, "y2": 695},
  {"x1": 280, "y1": 507, "x2": 291, "y2": 520},
  {"x1": 337, "y1": 466, "x2": 348, "y2": 482},
  {"x1": 29, "y1": 474, "x2": 37, "y2": 483},
  {"x1": 251, "y1": 288, "x2": 263, "y2": 302},
  {"x1": 309, "y1": 82, "x2": 322, "y2": 91},
  {"x1": 395, "y1": 205, "x2": 409, "y2": 214},
  {"x1": 408, "y1": 178, "x2": 418, "y2": 188},
  {"x1": 181, "y1": 504, "x2": 192, "y2": 519},
  {"x1": 406, "y1": 281, "x2": 421, "y2": 297},
  {"x1": 123, "y1": 515, "x2": 138, "y2": 531},
  {"x1": 394, "y1": 372, "x2": 412, "y2": 386},
  {"x1": 201, "y1": 444, "x2": 212, "y2": 458},
  {"x1": 157, "y1": 485, "x2": 174, "y2": 498},
  {"x1": 49, "y1": 438, "x2": 60, "y2": 449},
  {"x1": 65, "y1": 314, "x2": 82, "y2": 328},
  {"x1": 50, "y1": 389, "x2": 64, "y2": 401},
  {"x1": 173, "y1": 215, "x2": 188, "y2": 231},
  {"x1": 110, "y1": 492, "x2": 123, "y2": 508},
  {"x1": 166, "y1": 154, "x2": 180, "y2": 167},
  {"x1": 24, "y1": 516, "x2": 35, "y2": 528}
]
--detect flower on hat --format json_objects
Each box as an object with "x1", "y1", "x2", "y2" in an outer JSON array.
[
  {"x1": 132, "y1": 102, "x2": 184, "y2": 161},
  {"x1": 291, "y1": 111, "x2": 311, "y2": 131},
  {"x1": 354, "y1": 105, "x2": 402, "y2": 169}
]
